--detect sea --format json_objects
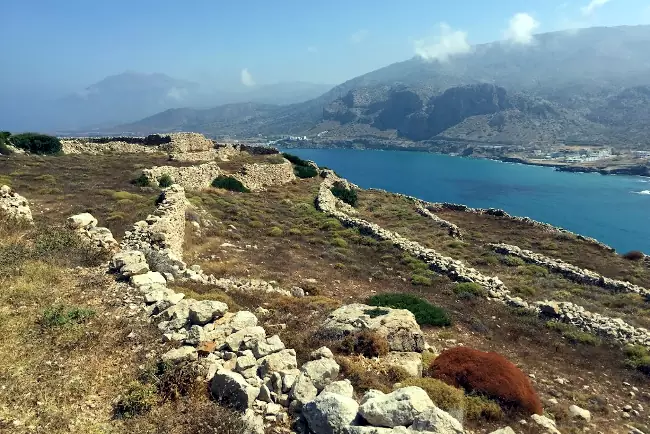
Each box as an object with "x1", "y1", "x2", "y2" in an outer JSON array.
[{"x1": 283, "y1": 148, "x2": 650, "y2": 254}]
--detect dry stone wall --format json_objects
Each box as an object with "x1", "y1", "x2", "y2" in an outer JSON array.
[
  {"x1": 233, "y1": 161, "x2": 296, "y2": 191},
  {"x1": 490, "y1": 242, "x2": 650, "y2": 297},
  {"x1": 0, "y1": 185, "x2": 32, "y2": 222},
  {"x1": 142, "y1": 161, "x2": 222, "y2": 190},
  {"x1": 67, "y1": 212, "x2": 118, "y2": 252},
  {"x1": 60, "y1": 138, "x2": 160, "y2": 155},
  {"x1": 319, "y1": 176, "x2": 650, "y2": 348}
]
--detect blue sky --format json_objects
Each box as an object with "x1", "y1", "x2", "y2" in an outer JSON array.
[{"x1": 2, "y1": 0, "x2": 649, "y2": 93}]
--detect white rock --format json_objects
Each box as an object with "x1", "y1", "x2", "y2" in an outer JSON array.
[
  {"x1": 211, "y1": 370, "x2": 261, "y2": 411},
  {"x1": 409, "y1": 405, "x2": 463, "y2": 434},
  {"x1": 188, "y1": 300, "x2": 228, "y2": 326},
  {"x1": 252, "y1": 334, "x2": 285, "y2": 358},
  {"x1": 67, "y1": 212, "x2": 97, "y2": 230},
  {"x1": 130, "y1": 271, "x2": 167, "y2": 288},
  {"x1": 229, "y1": 311, "x2": 259, "y2": 331},
  {"x1": 569, "y1": 404, "x2": 591, "y2": 422},
  {"x1": 259, "y1": 349, "x2": 298, "y2": 378},
  {"x1": 304, "y1": 392, "x2": 360, "y2": 434},
  {"x1": 290, "y1": 372, "x2": 318, "y2": 406},
  {"x1": 161, "y1": 346, "x2": 197, "y2": 362},
  {"x1": 311, "y1": 346, "x2": 335, "y2": 360},
  {"x1": 301, "y1": 357, "x2": 340, "y2": 390},
  {"x1": 531, "y1": 414, "x2": 561, "y2": 434},
  {"x1": 358, "y1": 387, "x2": 434, "y2": 428},
  {"x1": 322, "y1": 380, "x2": 354, "y2": 399},
  {"x1": 381, "y1": 352, "x2": 423, "y2": 378},
  {"x1": 489, "y1": 428, "x2": 516, "y2": 434},
  {"x1": 226, "y1": 326, "x2": 266, "y2": 352}
]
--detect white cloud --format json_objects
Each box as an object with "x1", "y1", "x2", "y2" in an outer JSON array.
[
  {"x1": 414, "y1": 23, "x2": 471, "y2": 62},
  {"x1": 240, "y1": 68, "x2": 255, "y2": 87},
  {"x1": 581, "y1": 0, "x2": 611, "y2": 15},
  {"x1": 503, "y1": 13, "x2": 540, "y2": 45},
  {"x1": 307, "y1": 46, "x2": 318, "y2": 53},
  {"x1": 350, "y1": 29, "x2": 369, "y2": 44}
]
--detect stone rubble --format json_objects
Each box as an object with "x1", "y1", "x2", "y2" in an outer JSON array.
[
  {"x1": 490, "y1": 242, "x2": 650, "y2": 297},
  {"x1": 0, "y1": 185, "x2": 33, "y2": 222},
  {"x1": 67, "y1": 212, "x2": 119, "y2": 252},
  {"x1": 232, "y1": 161, "x2": 297, "y2": 191},
  {"x1": 318, "y1": 174, "x2": 650, "y2": 349}
]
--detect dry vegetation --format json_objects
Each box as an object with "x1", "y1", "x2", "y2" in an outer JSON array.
[{"x1": 2, "y1": 150, "x2": 650, "y2": 433}]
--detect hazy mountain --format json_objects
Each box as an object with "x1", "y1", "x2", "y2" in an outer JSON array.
[
  {"x1": 0, "y1": 71, "x2": 332, "y2": 133},
  {"x1": 119, "y1": 25, "x2": 650, "y2": 146}
]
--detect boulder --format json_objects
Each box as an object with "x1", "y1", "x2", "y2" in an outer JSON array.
[
  {"x1": 569, "y1": 404, "x2": 591, "y2": 422},
  {"x1": 161, "y1": 346, "x2": 197, "y2": 362},
  {"x1": 211, "y1": 370, "x2": 261, "y2": 411},
  {"x1": 381, "y1": 352, "x2": 423, "y2": 378},
  {"x1": 311, "y1": 346, "x2": 335, "y2": 360},
  {"x1": 304, "y1": 392, "x2": 360, "y2": 434},
  {"x1": 489, "y1": 428, "x2": 515, "y2": 434},
  {"x1": 321, "y1": 304, "x2": 425, "y2": 352},
  {"x1": 290, "y1": 372, "x2": 318, "y2": 407},
  {"x1": 188, "y1": 300, "x2": 229, "y2": 325},
  {"x1": 131, "y1": 271, "x2": 167, "y2": 289},
  {"x1": 409, "y1": 406, "x2": 463, "y2": 433},
  {"x1": 530, "y1": 414, "x2": 561, "y2": 434},
  {"x1": 358, "y1": 387, "x2": 434, "y2": 428},
  {"x1": 258, "y1": 349, "x2": 298, "y2": 377},
  {"x1": 228, "y1": 310, "x2": 259, "y2": 331},
  {"x1": 301, "y1": 357, "x2": 340, "y2": 390},
  {"x1": 67, "y1": 212, "x2": 97, "y2": 230},
  {"x1": 252, "y1": 334, "x2": 286, "y2": 358},
  {"x1": 111, "y1": 250, "x2": 150, "y2": 277},
  {"x1": 225, "y1": 326, "x2": 266, "y2": 352},
  {"x1": 322, "y1": 380, "x2": 354, "y2": 399}
]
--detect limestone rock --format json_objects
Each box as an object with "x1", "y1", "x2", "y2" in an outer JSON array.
[
  {"x1": 252, "y1": 334, "x2": 285, "y2": 358},
  {"x1": 131, "y1": 271, "x2": 167, "y2": 289},
  {"x1": 322, "y1": 380, "x2": 354, "y2": 399},
  {"x1": 290, "y1": 372, "x2": 318, "y2": 407},
  {"x1": 409, "y1": 406, "x2": 463, "y2": 433},
  {"x1": 301, "y1": 357, "x2": 340, "y2": 390},
  {"x1": 188, "y1": 300, "x2": 228, "y2": 326},
  {"x1": 358, "y1": 387, "x2": 434, "y2": 428},
  {"x1": 211, "y1": 370, "x2": 261, "y2": 411},
  {"x1": 311, "y1": 346, "x2": 335, "y2": 360},
  {"x1": 67, "y1": 213, "x2": 97, "y2": 230},
  {"x1": 569, "y1": 404, "x2": 591, "y2": 422},
  {"x1": 259, "y1": 349, "x2": 298, "y2": 378},
  {"x1": 531, "y1": 414, "x2": 561, "y2": 434},
  {"x1": 381, "y1": 352, "x2": 423, "y2": 378},
  {"x1": 229, "y1": 311, "x2": 259, "y2": 331},
  {"x1": 489, "y1": 428, "x2": 515, "y2": 434},
  {"x1": 161, "y1": 346, "x2": 198, "y2": 362},
  {"x1": 304, "y1": 392, "x2": 360, "y2": 434},
  {"x1": 321, "y1": 304, "x2": 425, "y2": 352},
  {"x1": 226, "y1": 326, "x2": 266, "y2": 352}
]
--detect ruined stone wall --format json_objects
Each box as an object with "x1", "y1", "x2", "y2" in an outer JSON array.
[
  {"x1": 162, "y1": 132, "x2": 214, "y2": 153},
  {"x1": 142, "y1": 162, "x2": 222, "y2": 190},
  {"x1": 60, "y1": 139, "x2": 161, "y2": 155},
  {"x1": 0, "y1": 185, "x2": 33, "y2": 222},
  {"x1": 233, "y1": 161, "x2": 296, "y2": 191}
]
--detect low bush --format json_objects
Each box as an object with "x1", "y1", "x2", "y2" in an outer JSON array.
[
  {"x1": 623, "y1": 250, "x2": 645, "y2": 261},
  {"x1": 401, "y1": 377, "x2": 465, "y2": 414},
  {"x1": 114, "y1": 381, "x2": 158, "y2": 418},
  {"x1": 624, "y1": 345, "x2": 650, "y2": 375},
  {"x1": 331, "y1": 237, "x2": 348, "y2": 248},
  {"x1": 501, "y1": 255, "x2": 526, "y2": 266},
  {"x1": 331, "y1": 182, "x2": 358, "y2": 207},
  {"x1": 294, "y1": 165, "x2": 318, "y2": 178},
  {"x1": 465, "y1": 395, "x2": 504, "y2": 421},
  {"x1": 40, "y1": 305, "x2": 95, "y2": 328},
  {"x1": 0, "y1": 131, "x2": 13, "y2": 155},
  {"x1": 282, "y1": 152, "x2": 310, "y2": 167},
  {"x1": 10, "y1": 132, "x2": 62, "y2": 154},
  {"x1": 411, "y1": 273, "x2": 433, "y2": 286},
  {"x1": 158, "y1": 173, "x2": 173, "y2": 188},
  {"x1": 337, "y1": 330, "x2": 390, "y2": 358},
  {"x1": 519, "y1": 264, "x2": 549, "y2": 277},
  {"x1": 367, "y1": 293, "x2": 451, "y2": 326},
  {"x1": 429, "y1": 346, "x2": 542, "y2": 415},
  {"x1": 337, "y1": 356, "x2": 408, "y2": 394},
  {"x1": 453, "y1": 282, "x2": 486, "y2": 297},
  {"x1": 140, "y1": 360, "x2": 202, "y2": 402},
  {"x1": 211, "y1": 175, "x2": 250, "y2": 193},
  {"x1": 268, "y1": 226, "x2": 283, "y2": 237},
  {"x1": 546, "y1": 321, "x2": 601, "y2": 346}
]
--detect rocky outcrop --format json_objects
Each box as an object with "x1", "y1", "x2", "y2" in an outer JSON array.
[
  {"x1": 0, "y1": 185, "x2": 32, "y2": 222},
  {"x1": 141, "y1": 161, "x2": 222, "y2": 190},
  {"x1": 67, "y1": 212, "x2": 118, "y2": 252},
  {"x1": 233, "y1": 161, "x2": 296, "y2": 191},
  {"x1": 490, "y1": 242, "x2": 650, "y2": 297},
  {"x1": 320, "y1": 304, "x2": 426, "y2": 353}
]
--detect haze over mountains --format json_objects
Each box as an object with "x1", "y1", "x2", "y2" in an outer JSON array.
[{"x1": 117, "y1": 25, "x2": 650, "y2": 147}]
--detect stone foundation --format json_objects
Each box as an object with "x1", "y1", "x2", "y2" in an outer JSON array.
[{"x1": 142, "y1": 162, "x2": 222, "y2": 190}]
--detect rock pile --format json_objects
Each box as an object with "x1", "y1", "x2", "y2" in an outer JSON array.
[
  {"x1": 233, "y1": 161, "x2": 296, "y2": 191},
  {"x1": 490, "y1": 243, "x2": 650, "y2": 297},
  {"x1": 0, "y1": 185, "x2": 32, "y2": 222},
  {"x1": 67, "y1": 212, "x2": 118, "y2": 251},
  {"x1": 141, "y1": 161, "x2": 222, "y2": 190}
]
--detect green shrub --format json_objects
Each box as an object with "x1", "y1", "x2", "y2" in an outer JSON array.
[
  {"x1": 402, "y1": 378, "x2": 465, "y2": 413},
  {"x1": 294, "y1": 165, "x2": 318, "y2": 178},
  {"x1": 473, "y1": 254, "x2": 500, "y2": 266},
  {"x1": 465, "y1": 395, "x2": 504, "y2": 421},
  {"x1": 268, "y1": 226, "x2": 283, "y2": 237},
  {"x1": 411, "y1": 273, "x2": 433, "y2": 286},
  {"x1": 158, "y1": 173, "x2": 173, "y2": 188},
  {"x1": 211, "y1": 175, "x2": 250, "y2": 193},
  {"x1": 10, "y1": 133, "x2": 62, "y2": 154},
  {"x1": 519, "y1": 264, "x2": 549, "y2": 277},
  {"x1": 364, "y1": 307, "x2": 390, "y2": 318},
  {"x1": 546, "y1": 321, "x2": 601, "y2": 346},
  {"x1": 289, "y1": 227, "x2": 302, "y2": 235},
  {"x1": 367, "y1": 293, "x2": 451, "y2": 326},
  {"x1": 624, "y1": 345, "x2": 650, "y2": 375},
  {"x1": 40, "y1": 305, "x2": 95, "y2": 327},
  {"x1": 331, "y1": 237, "x2": 348, "y2": 248},
  {"x1": 0, "y1": 131, "x2": 12, "y2": 155},
  {"x1": 512, "y1": 286, "x2": 537, "y2": 296},
  {"x1": 330, "y1": 182, "x2": 358, "y2": 207},
  {"x1": 131, "y1": 173, "x2": 151, "y2": 187},
  {"x1": 453, "y1": 282, "x2": 486, "y2": 297},
  {"x1": 114, "y1": 381, "x2": 158, "y2": 418},
  {"x1": 501, "y1": 255, "x2": 526, "y2": 267},
  {"x1": 282, "y1": 152, "x2": 310, "y2": 167}
]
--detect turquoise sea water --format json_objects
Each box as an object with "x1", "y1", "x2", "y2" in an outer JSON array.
[{"x1": 284, "y1": 148, "x2": 650, "y2": 254}]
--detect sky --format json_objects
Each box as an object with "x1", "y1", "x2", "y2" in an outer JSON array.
[{"x1": 1, "y1": 0, "x2": 650, "y2": 94}]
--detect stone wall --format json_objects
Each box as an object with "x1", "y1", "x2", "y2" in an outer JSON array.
[
  {"x1": 142, "y1": 162, "x2": 222, "y2": 190},
  {"x1": 490, "y1": 242, "x2": 650, "y2": 297},
  {"x1": 319, "y1": 176, "x2": 650, "y2": 348},
  {"x1": 162, "y1": 132, "x2": 214, "y2": 153},
  {"x1": 0, "y1": 185, "x2": 33, "y2": 222},
  {"x1": 67, "y1": 212, "x2": 118, "y2": 252},
  {"x1": 169, "y1": 144, "x2": 243, "y2": 163},
  {"x1": 233, "y1": 161, "x2": 296, "y2": 191},
  {"x1": 60, "y1": 138, "x2": 161, "y2": 155},
  {"x1": 414, "y1": 201, "x2": 462, "y2": 238}
]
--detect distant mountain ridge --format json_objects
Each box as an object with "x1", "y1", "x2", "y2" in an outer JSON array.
[{"x1": 117, "y1": 25, "x2": 650, "y2": 147}]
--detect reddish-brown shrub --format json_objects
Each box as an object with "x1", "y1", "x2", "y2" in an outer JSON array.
[
  {"x1": 428, "y1": 347, "x2": 542, "y2": 415},
  {"x1": 623, "y1": 250, "x2": 645, "y2": 261},
  {"x1": 336, "y1": 330, "x2": 390, "y2": 358}
]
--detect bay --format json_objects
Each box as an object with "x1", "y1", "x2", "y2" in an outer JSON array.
[{"x1": 284, "y1": 148, "x2": 650, "y2": 254}]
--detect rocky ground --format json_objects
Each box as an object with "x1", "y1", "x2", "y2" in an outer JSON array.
[{"x1": 1, "y1": 135, "x2": 649, "y2": 434}]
